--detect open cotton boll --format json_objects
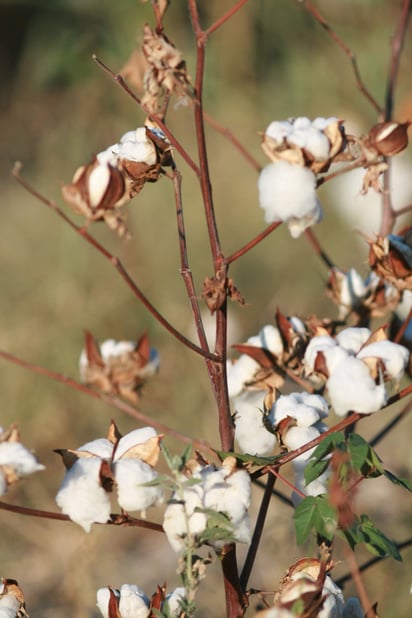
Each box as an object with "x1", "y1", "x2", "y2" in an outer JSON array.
[
  {"x1": 302, "y1": 127, "x2": 331, "y2": 160},
  {"x1": 327, "y1": 356, "x2": 387, "y2": 416},
  {"x1": 0, "y1": 441, "x2": 45, "y2": 476},
  {"x1": 163, "y1": 483, "x2": 207, "y2": 554},
  {"x1": 76, "y1": 438, "x2": 114, "y2": 459},
  {"x1": 335, "y1": 327, "x2": 371, "y2": 354},
  {"x1": 100, "y1": 339, "x2": 135, "y2": 361},
  {"x1": 292, "y1": 116, "x2": 312, "y2": 130},
  {"x1": 322, "y1": 345, "x2": 351, "y2": 374},
  {"x1": 269, "y1": 392, "x2": 328, "y2": 428},
  {"x1": 282, "y1": 425, "x2": 321, "y2": 457},
  {"x1": 318, "y1": 577, "x2": 345, "y2": 618},
  {"x1": 113, "y1": 458, "x2": 163, "y2": 514},
  {"x1": 338, "y1": 268, "x2": 367, "y2": 309},
  {"x1": 96, "y1": 144, "x2": 120, "y2": 165},
  {"x1": 56, "y1": 458, "x2": 111, "y2": 532},
  {"x1": 96, "y1": 587, "x2": 117, "y2": 618},
  {"x1": 303, "y1": 335, "x2": 337, "y2": 373},
  {"x1": 226, "y1": 354, "x2": 260, "y2": 398},
  {"x1": 164, "y1": 587, "x2": 185, "y2": 617},
  {"x1": 258, "y1": 162, "x2": 323, "y2": 238},
  {"x1": 312, "y1": 116, "x2": 339, "y2": 130},
  {"x1": 357, "y1": 340, "x2": 409, "y2": 382},
  {"x1": 203, "y1": 467, "x2": 251, "y2": 525},
  {"x1": 257, "y1": 324, "x2": 284, "y2": 356},
  {"x1": 233, "y1": 391, "x2": 277, "y2": 456},
  {"x1": 113, "y1": 427, "x2": 158, "y2": 461},
  {"x1": 265, "y1": 120, "x2": 293, "y2": 144},
  {"x1": 118, "y1": 584, "x2": 150, "y2": 618}
]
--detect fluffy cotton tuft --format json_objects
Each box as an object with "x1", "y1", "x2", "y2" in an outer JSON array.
[
  {"x1": 113, "y1": 458, "x2": 163, "y2": 515},
  {"x1": 233, "y1": 391, "x2": 277, "y2": 456},
  {"x1": 258, "y1": 162, "x2": 323, "y2": 238}
]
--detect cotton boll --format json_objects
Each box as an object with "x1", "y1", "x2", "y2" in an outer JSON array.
[
  {"x1": 338, "y1": 269, "x2": 367, "y2": 309},
  {"x1": 100, "y1": 339, "x2": 135, "y2": 361},
  {"x1": 269, "y1": 392, "x2": 328, "y2": 428},
  {"x1": 113, "y1": 427, "x2": 158, "y2": 461},
  {"x1": 163, "y1": 484, "x2": 207, "y2": 554},
  {"x1": 265, "y1": 120, "x2": 293, "y2": 144},
  {"x1": 282, "y1": 425, "x2": 321, "y2": 455},
  {"x1": 327, "y1": 356, "x2": 387, "y2": 416},
  {"x1": 322, "y1": 345, "x2": 351, "y2": 374},
  {"x1": 88, "y1": 164, "x2": 111, "y2": 208},
  {"x1": 318, "y1": 577, "x2": 345, "y2": 618},
  {"x1": 226, "y1": 354, "x2": 260, "y2": 398},
  {"x1": 258, "y1": 324, "x2": 284, "y2": 357},
  {"x1": 55, "y1": 458, "x2": 111, "y2": 532},
  {"x1": 0, "y1": 442, "x2": 45, "y2": 476},
  {"x1": 96, "y1": 144, "x2": 120, "y2": 165},
  {"x1": 96, "y1": 587, "x2": 116, "y2": 618},
  {"x1": 304, "y1": 335, "x2": 337, "y2": 374},
  {"x1": 303, "y1": 127, "x2": 331, "y2": 160},
  {"x1": 233, "y1": 391, "x2": 277, "y2": 456},
  {"x1": 292, "y1": 117, "x2": 312, "y2": 130},
  {"x1": 203, "y1": 467, "x2": 251, "y2": 524},
  {"x1": 118, "y1": 584, "x2": 150, "y2": 618},
  {"x1": 357, "y1": 340, "x2": 409, "y2": 382},
  {"x1": 335, "y1": 327, "x2": 371, "y2": 354},
  {"x1": 118, "y1": 140, "x2": 157, "y2": 165},
  {"x1": 298, "y1": 392, "x2": 329, "y2": 420},
  {"x1": 113, "y1": 458, "x2": 163, "y2": 514},
  {"x1": 312, "y1": 116, "x2": 339, "y2": 130},
  {"x1": 258, "y1": 162, "x2": 323, "y2": 238},
  {"x1": 164, "y1": 587, "x2": 185, "y2": 617},
  {"x1": 76, "y1": 438, "x2": 114, "y2": 459}
]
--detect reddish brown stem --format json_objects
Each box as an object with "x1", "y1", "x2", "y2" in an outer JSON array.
[
  {"x1": 0, "y1": 348, "x2": 216, "y2": 457},
  {"x1": 205, "y1": 0, "x2": 251, "y2": 37},
  {"x1": 299, "y1": 1, "x2": 382, "y2": 115},
  {"x1": 342, "y1": 546, "x2": 375, "y2": 617},
  {"x1": 226, "y1": 221, "x2": 282, "y2": 265},
  {"x1": 12, "y1": 166, "x2": 217, "y2": 363},
  {"x1": 384, "y1": 0, "x2": 411, "y2": 121}
]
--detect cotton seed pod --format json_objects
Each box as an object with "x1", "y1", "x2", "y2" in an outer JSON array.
[
  {"x1": 367, "y1": 121, "x2": 411, "y2": 157},
  {"x1": 369, "y1": 233, "x2": 412, "y2": 291}
]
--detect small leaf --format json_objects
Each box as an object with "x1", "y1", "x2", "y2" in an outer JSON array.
[
  {"x1": 215, "y1": 450, "x2": 281, "y2": 467},
  {"x1": 304, "y1": 457, "x2": 331, "y2": 485},
  {"x1": 310, "y1": 432, "x2": 346, "y2": 462},
  {"x1": 293, "y1": 495, "x2": 337, "y2": 545},
  {"x1": 358, "y1": 514, "x2": 402, "y2": 561}
]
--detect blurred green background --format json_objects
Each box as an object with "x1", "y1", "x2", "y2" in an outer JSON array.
[{"x1": 0, "y1": 0, "x2": 411, "y2": 616}]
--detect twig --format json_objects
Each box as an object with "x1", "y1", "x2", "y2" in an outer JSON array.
[
  {"x1": 384, "y1": 0, "x2": 411, "y2": 121},
  {"x1": 203, "y1": 110, "x2": 262, "y2": 172},
  {"x1": 342, "y1": 546, "x2": 375, "y2": 617},
  {"x1": 0, "y1": 500, "x2": 163, "y2": 531},
  {"x1": 205, "y1": 0, "x2": 251, "y2": 37},
  {"x1": 298, "y1": 1, "x2": 382, "y2": 115},
  {"x1": 12, "y1": 166, "x2": 218, "y2": 363},
  {"x1": 304, "y1": 228, "x2": 335, "y2": 269},
  {"x1": 92, "y1": 55, "x2": 200, "y2": 177},
  {"x1": 226, "y1": 222, "x2": 282, "y2": 265},
  {"x1": 240, "y1": 473, "x2": 276, "y2": 590},
  {"x1": 336, "y1": 538, "x2": 412, "y2": 588},
  {"x1": 0, "y1": 348, "x2": 216, "y2": 457}
]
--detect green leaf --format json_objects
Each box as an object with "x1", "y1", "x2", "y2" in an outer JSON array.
[
  {"x1": 309, "y1": 431, "x2": 346, "y2": 461},
  {"x1": 347, "y1": 434, "x2": 383, "y2": 477},
  {"x1": 293, "y1": 495, "x2": 337, "y2": 545},
  {"x1": 304, "y1": 457, "x2": 330, "y2": 485},
  {"x1": 383, "y1": 469, "x2": 412, "y2": 492},
  {"x1": 215, "y1": 450, "x2": 282, "y2": 467},
  {"x1": 358, "y1": 514, "x2": 402, "y2": 561}
]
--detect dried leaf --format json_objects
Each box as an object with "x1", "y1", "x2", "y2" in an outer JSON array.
[{"x1": 117, "y1": 434, "x2": 163, "y2": 467}]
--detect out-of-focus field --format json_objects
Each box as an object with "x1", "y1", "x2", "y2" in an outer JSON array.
[{"x1": 0, "y1": 1, "x2": 411, "y2": 616}]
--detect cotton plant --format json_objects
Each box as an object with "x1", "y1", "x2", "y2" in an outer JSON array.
[
  {"x1": 55, "y1": 423, "x2": 163, "y2": 531},
  {"x1": 304, "y1": 326, "x2": 409, "y2": 416},
  {"x1": 96, "y1": 584, "x2": 150, "y2": 618},
  {"x1": 258, "y1": 117, "x2": 346, "y2": 237},
  {"x1": 0, "y1": 425, "x2": 44, "y2": 496},
  {"x1": 79, "y1": 331, "x2": 160, "y2": 404}
]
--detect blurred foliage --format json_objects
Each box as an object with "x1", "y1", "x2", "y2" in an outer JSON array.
[{"x1": 0, "y1": 0, "x2": 411, "y2": 616}]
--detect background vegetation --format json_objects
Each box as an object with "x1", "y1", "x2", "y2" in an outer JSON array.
[{"x1": 0, "y1": 1, "x2": 411, "y2": 616}]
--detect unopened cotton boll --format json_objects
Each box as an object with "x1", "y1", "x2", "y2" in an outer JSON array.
[
  {"x1": 327, "y1": 356, "x2": 387, "y2": 416},
  {"x1": 55, "y1": 457, "x2": 111, "y2": 532},
  {"x1": 233, "y1": 391, "x2": 277, "y2": 456},
  {"x1": 357, "y1": 340, "x2": 409, "y2": 382},
  {"x1": 113, "y1": 458, "x2": 163, "y2": 515},
  {"x1": 118, "y1": 584, "x2": 150, "y2": 618},
  {"x1": 88, "y1": 163, "x2": 111, "y2": 208},
  {"x1": 258, "y1": 162, "x2": 323, "y2": 238}
]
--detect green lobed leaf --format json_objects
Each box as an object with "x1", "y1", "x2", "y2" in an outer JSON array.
[
  {"x1": 383, "y1": 469, "x2": 412, "y2": 492},
  {"x1": 304, "y1": 457, "x2": 331, "y2": 485},
  {"x1": 215, "y1": 450, "x2": 282, "y2": 467},
  {"x1": 293, "y1": 495, "x2": 337, "y2": 545},
  {"x1": 308, "y1": 431, "x2": 346, "y2": 462},
  {"x1": 347, "y1": 434, "x2": 383, "y2": 478}
]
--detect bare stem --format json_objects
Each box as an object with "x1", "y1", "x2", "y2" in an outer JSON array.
[
  {"x1": 240, "y1": 473, "x2": 276, "y2": 590},
  {"x1": 206, "y1": 0, "x2": 251, "y2": 37},
  {"x1": 12, "y1": 166, "x2": 217, "y2": 362},
  {"x1": 0, "y1": 348, "x2": 216, "y2": 456},
  {"x1": 298, "y1": 0, "x2": 382, "y2": 115},
  {"x1": 226, "y1": 222, "x2": 282, "y2": 265},
  {"x1": 342, "y1": 546, "x2": 376, "y2": 617},
  {"x1": 384, "y1": 0, "x2": 411, "y2": 121},
  {"x1": 304, "y1": 228, "x2": 335, "y2": 269}
]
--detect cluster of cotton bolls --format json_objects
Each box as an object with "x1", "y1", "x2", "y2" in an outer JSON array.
[
  {"x1": 258, "y1": 117, "x2": 345, "y2": 238},
  {"x1": 55, "y1": 426, "x2": 163, "y2": 532},
  {"x1": 304, "y1": 326, "x2": 409, "y2": 416},
  {"x1": 0, "y1": 426, "x2": 44, "y2": 496},
  {"x1": 163, "y1": 458, "x2": 251, "y2": 554},
  {"x1": 96, "y1": 584, "x2": 185, "y2": 618}
]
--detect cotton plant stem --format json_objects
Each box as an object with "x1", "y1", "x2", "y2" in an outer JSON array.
[
  {"x1": 226, "y1": 221, "x2": 282, "y2": 265},
  {"x1": 12, "y1": 166, "x2": 217, "y2": 363},
  {"x1": 342, "y1": 546, "x2": 376, "y2": 617},
  {"x1": 0, "y1": 500, "x2": 163, "y2": 531},
  {"x1": 240, "y1": 472, "x2": 276, "y2": 591},
  {"x1": 298, "y1": 0, "x2": 382, "y2": 115},
  {"x1": 304, "y1": 228, "x2": 335, "y2": 269},
  {"x1": 384, "y1": 0, "x2": 411, "y2": 122},
  {"x1": 0, "y1": 348, "x2": 216, "y2": 457},
  {"x1": 205, "y1": 0, "x2": 251, "y2": 37}
]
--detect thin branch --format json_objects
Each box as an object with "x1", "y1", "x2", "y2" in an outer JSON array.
[
  {"x1": 203, "y1": 111, "x2": 262, "y2": 173},
  {"x1": 171, "y1": 169, "x2": 210, "y2": 353},
  {"x1": 298, "y1": 0, "x2": 382, "y2": 115},
  {"x1": 304, "y1": 228, "x2": 335, "y2": 269},
  {"x1": 394, "y1": 304, "x2": 412, "y2": 344},
  {"x1": 92, "y1": 55, "x2": 200, "y2": 177},
  {"x1": 0, "y1": 500, "x2": 163, "y2": 531},
  {"x1": 0, "y1": 348, "x2": 216, "y2": 457},
  {"x1": 336, "y1": 538, "x2": 412, "y2": 588},
  {"x1": 205, "y1": 0, "x2": 251, "y2": 37},
  {"x1": 342, "y1": 546, "x2": 375, "y2": 617},
  {"x1": 226, "y1": 221, "x2": 282, "y2": 265},
  {"x1": 12, "y1": 166, "x2": 218, "y2": 363},
  {"x1": 384, "y1": 0, "x2": 411, "y2": 121},
  {"x1": 240, "y1": 473, "x2": 276, "y2": 591}
]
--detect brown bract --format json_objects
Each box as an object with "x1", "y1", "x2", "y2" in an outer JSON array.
[
  {"x1": 202, "y1": 272, "x2": 245, "y2": 314},
  {"x1": 0, "y1": 578, "x2": 28, "y2": 617},
  {"x1": 369, "y1": 232, "x2": 412, "y2": 291},
  {"x1": 81, "y1": 332, "x2": 157, "y2": 404}
]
